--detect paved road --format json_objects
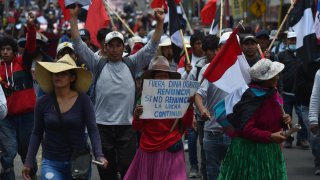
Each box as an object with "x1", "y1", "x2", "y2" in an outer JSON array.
[{"x1": 11, "y1": 142, "x2": 319, "y2": 180}]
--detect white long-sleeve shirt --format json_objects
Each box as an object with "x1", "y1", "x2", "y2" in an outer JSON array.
[
  {"x1": 0, "y1": 86, "x2": 7, "y2": 120},
  {"x1": 309, "y1": 70, "x2": 320, "y2": 125}
]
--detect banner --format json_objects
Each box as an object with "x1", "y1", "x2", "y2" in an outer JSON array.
[{"x1": 141, "y1": 80, "x2": 199, "y2": 119}]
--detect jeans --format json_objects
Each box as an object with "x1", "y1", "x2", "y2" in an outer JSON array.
[
  {"x1": 203, "y1": 131, "x2": 230, "y2": 180},
  {"x1": 301, "y1": 106, "x2": 320, "y2": 168},
  {"x1": 97, "y1": 125, "x2": 136, "y2": 180},
  {"x1": 0, "y1": 112, "x2": 37, "y2": 180},
  {"x1": 197, "y1": 120, "x2": 207, "y2": 179},
  {"x1": 188, "y1": 128, "x2": 198, "y2": 168},
  {"x1": 41, "y1": 159, "x2": 72, "y2": 179},
  {"x1": 283, "y1": 94, "x2": 308, "y2": 140}
]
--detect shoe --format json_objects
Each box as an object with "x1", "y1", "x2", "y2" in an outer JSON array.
[
  {"x1": 314, "y1": 168, "x2": 320, "y2": 175},
  {"x1": 296, "y1": 140, "x2": 310, "y2": 150},
  {"x1": 284, "y1": 141, "x2": 292, "y2": 149},
  {"x1": 184, "y1": 140, "x2": 188, "y2": 151},
  {"x1": 188, "y1": 167, "x2": 199, "y2": 178}
]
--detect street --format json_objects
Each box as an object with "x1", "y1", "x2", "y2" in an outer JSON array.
[{"x1": 12, "y1": 142, "x2": 319, "y2": 180}]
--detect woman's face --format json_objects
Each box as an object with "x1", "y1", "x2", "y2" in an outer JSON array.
[
  {"x1": 263, "y1": 74, "x2": 279, "y2": 88},
  {"x1": 52, "y1": 70, "x2": 76, "y2": 89},
  {"x1": 153, "y1": 71, "x2": 170, "y2": 80}
]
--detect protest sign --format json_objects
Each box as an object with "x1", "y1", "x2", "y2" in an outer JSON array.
[{"x1": 141, "y1": 80, "x2": 199, "y2": 119}]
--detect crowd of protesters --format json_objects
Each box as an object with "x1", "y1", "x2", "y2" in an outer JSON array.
[{"x1": 0, "y1": 1, "x2": 320, "y2": 180}]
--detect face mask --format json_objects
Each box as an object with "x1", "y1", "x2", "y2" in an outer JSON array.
[{"x1": 288, "y1": 44, "x2": 296, "y2": 51}]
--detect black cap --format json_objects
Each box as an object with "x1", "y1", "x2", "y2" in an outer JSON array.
[{"x1": 255, "y1": 30, "x2": 270, "y2": 39}]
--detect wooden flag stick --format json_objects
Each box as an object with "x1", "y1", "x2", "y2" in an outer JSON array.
[
  {"x1": 257, "y1": 44, "x2": 264, "y2": 58},
  {"x1": 267, "y1": 0, "x2": 296, "y2": 51},
  {"x1": 179, "y1": 2, "x2": 194, "y2": 35},
  {"x1": 179, "y1": 29, "x2": 191, "y2": 64},
  {"x1": 103, "y1": 0, "x2": 135, "y2": 36},
  {"x1": 102, "y1": 0, "x2": 116, "y2": 30}
]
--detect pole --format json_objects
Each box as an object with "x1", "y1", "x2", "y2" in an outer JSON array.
[
  {"x1": 219, "y1": 0, "x2": 224, "y2": 37},
  {"x1": 267, "y1": 0, "x2": 296, "y2": 51},
  {"x1": 102, "y1": 0, "x2": 116, "y2": 30},
  {"x1": 103, "y1": 0, "x2": 135, "y2": 36},
  {"x1": 179, "y1": 29, "x2": 190, "y2": 64},
  {"x1": 179, "y1": 2, "x2": 194, "y2": 35}
]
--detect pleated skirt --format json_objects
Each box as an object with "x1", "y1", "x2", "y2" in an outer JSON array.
[
  {"x1": 218, "y1": 137, "x2": 287, "y2": 180},
  {"x1": 123, "y1": 148, "x2": 187, "y2": 180}
]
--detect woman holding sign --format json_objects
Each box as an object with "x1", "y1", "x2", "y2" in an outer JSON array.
[{"x1": 123, "y1": 56, "x2": 194, "y2": 180}]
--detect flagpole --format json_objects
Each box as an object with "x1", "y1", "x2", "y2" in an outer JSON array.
[
  {"x1": 103, "y1": 0, "x2": 135, "y2": 36},
  {"x1": 267, "y1": 0, "x2": 296, "y2": 51},
  {"x1": 169, "y1": 29, "x2": 190, "y2": 132},
  {"x1": 257, "y1": 44, "x2": 264, "y2": 58},
  {"x1": 102, "y1": 0, "x2": 116, "y2": 30},
  {"x1": 179, "y1": 29, "x2": 190, "y2": 64},
  {"x1": 219, "y1": 0, "x2": 224, "y2": 36},
  {"x1": 179, "y1": 2, "x2": 194, "y2": 35}
]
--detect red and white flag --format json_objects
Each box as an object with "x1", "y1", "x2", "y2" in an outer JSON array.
[{"x1": 203, "y1": 28, "x2": 250, "y2": 93}]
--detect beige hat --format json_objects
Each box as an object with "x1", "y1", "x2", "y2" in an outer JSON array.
[
  {"x1": 250, "y1": 58, "x2": 284, "y2": 81},
  {"x1": 159, "y1": 36, "x2": 172, "y2": 47},
  {"x1": 105, "y1": 31, "x2": 124, "y2": 44},
  {"x1": 56, "y1": 42, "x2": 74, "y2": 54},
  {"x1": 35, "y1": 54, "x2": 92, "y2": 94},
  {"x1": 142, "y1": 56, "x2": 181, "y2": 79}
]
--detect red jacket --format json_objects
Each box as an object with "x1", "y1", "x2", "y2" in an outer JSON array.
[
  {"x1": 133, "y1": 107, "x2": 194, "y2": 152},
  {"x1": 0, "y1": 26, "x2": 37, "y2": 115}
]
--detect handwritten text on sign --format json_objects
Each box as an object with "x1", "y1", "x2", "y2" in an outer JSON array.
[{"x1": 141, "y1": 80, "x2": 199, "y2": 119}]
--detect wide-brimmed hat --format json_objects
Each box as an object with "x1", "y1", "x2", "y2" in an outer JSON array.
[
  {"x1": 159, "y1": 36, "x2": 172, "y2": 47},
  {"x1": 250, "y1": 58, "x2": 284, "y2": 81},
  {"x1": 142, "y1": 56, "x2": 181, "y2": 79},
  {"x1": 35, "y1": 54, "x2": 92, "y2": 94}
]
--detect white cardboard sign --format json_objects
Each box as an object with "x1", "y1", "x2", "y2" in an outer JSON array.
[{"x1": 141, "y1": 80, "x2": 199, "y2": 119}]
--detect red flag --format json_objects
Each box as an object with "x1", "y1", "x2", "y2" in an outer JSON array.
[
  {"x1": 150, "y1": 0, "x2": 180, "y2": 9},
  {"x1": 200, "y1": 0, "x2": 217, "y2": 25},
  {"x1": 58, "y1": 0, "x2": 70, "y2": 21},
  {"x1": 203, "y1": 28, "x2": 250, "y2": 93},
  {"x1": 85, "y1": 0, "x2": 110, "y2": 48}
]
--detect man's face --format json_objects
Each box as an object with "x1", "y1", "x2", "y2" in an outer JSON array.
[
  {"x1": 161, "y1": 46, "x2": 173, "y2": 61},
  {"x1": 105, "y1": 38, "x2": 124, "y2": 61},
  {"x1": 256, "y1": 37, "x2": 270, "y2": 51},
  {"x1": 205, "y1": 49, "x2": 219, "y2": 63},
  {"x1": 1, "y1": 45, "x2": 15, "y2": 62},
  {"x1": 192, "y1": 40, "x2": 204, "y2": 57},
  {"x1": 241, "y1": 40, "x2": 257, "y2": 58}
]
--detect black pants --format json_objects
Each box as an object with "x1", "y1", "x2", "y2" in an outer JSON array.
[
  {"x1": 197, "y1": 120, "x2": 207, "y2": 180},
  {"x1": 97, "y1": 125, "x2": 136, "y2": 180}
]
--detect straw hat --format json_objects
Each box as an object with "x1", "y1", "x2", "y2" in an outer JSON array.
[
  {"x1": 250, "y1": 58, "x2": 284, "y2": 81},
  {"x1": 35, "y1": 54, "x2": 92, "y2": 93},
  {"x1": 142, "y1": 56, "x2": 181, "y2": 79}
]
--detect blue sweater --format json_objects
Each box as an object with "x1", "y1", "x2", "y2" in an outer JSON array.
[{"x1": 25, "y1": 93, "x2": 103, "y2": 167}]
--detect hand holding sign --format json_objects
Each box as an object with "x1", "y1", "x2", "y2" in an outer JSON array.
[
  {"x1": 134, "y1": 105, "x2": 143, "y2": 120},
  {"x1": 141, "y1": 80, "x2": 199, "y2": 119}
]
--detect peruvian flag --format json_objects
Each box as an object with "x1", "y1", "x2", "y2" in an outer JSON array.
[
  {"x1": 85, "y1": 0, "x2": 110, "y2": 48},
  {"x1": 203, "y1": 28, "x2": 251, "y2": 93},
  {"x1": 201, "y1": 0, "x2": 217, "y2": 25}
]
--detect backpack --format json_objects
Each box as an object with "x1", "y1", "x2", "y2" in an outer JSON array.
[{"x1": 90, "y1": 57, "x2": 136, "y2": 104}]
